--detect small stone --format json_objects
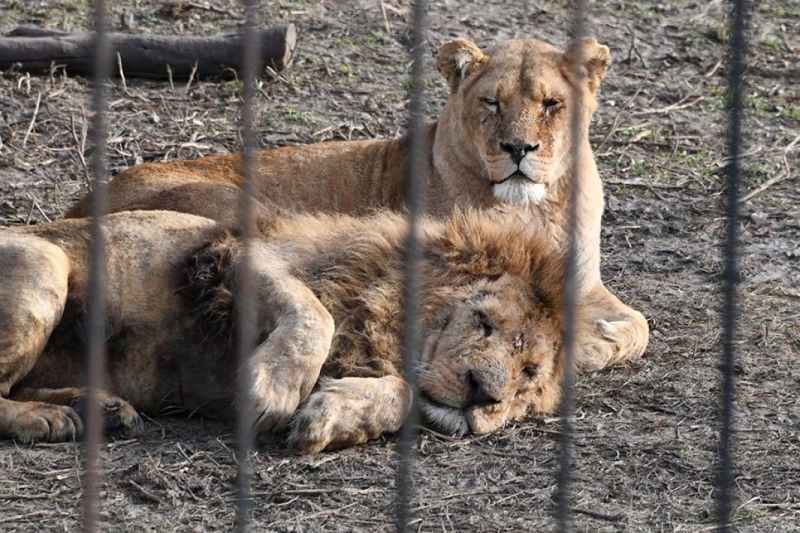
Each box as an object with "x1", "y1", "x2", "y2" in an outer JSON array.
[{"x1": 749, "y1": 211, "x2": 768, "y2": 226}]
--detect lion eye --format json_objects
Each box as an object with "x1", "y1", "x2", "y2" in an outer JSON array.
[
  {"x1": 482, "y1": 97, "x2": 499, "y2": 111},
  {"x1": 475, "y1": 310, "x2": 494, "y2": 337},
  {"x1": 522, "y1": 364, "x2": 538, "y2": 379},
  {"x1": 543, "y1": 98, "x2": 562, "y2": 116}
]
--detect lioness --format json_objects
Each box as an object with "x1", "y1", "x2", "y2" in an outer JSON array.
[
  {"x1": 68, "y1": 37, "x2": 648, "y2": 370},
  {"x1": 0, "y1": 209, "x2": 564, "y2": 452}
]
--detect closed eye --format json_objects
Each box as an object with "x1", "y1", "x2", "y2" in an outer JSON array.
[
  {"x1": 475, "y1": 310, "x2": 494, "y2": 337},
  {"x1": 482, "y1": 97, "x2": 499, "y2": 111},
  {"x1": 521, "y1": 364, "x2": 538, "y2": 379},
  {"x1": 542, "y1": 98, "x2": 562, "y2": 117}
]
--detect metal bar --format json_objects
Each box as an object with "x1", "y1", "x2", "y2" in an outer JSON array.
[
  {"x1": 395, "y1": 0, "x2": 429, "y2": 529},
  {"x1": 717, "y1": 0, "x2": 748, "y2": 530},
  {"x1": 555, "y1": 0, "x2": 589, "y2": 530},
  {"x1": 82, "y1": 0, "x2": 112, "y2": 530},
  {"x1": 234, "y1": 0, "x2": 262, "y2": 531}
]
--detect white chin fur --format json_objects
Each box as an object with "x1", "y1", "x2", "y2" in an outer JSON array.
[
  {"x1": 492, "y1": 181, "x2": 547, "y2": 205},
  {"x1": 420, "y1": 400, "x2": 469, "y2": 437}
]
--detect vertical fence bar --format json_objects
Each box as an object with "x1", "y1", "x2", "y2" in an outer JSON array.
[
  {"x1": 716, "y1": 0, "x2": 748, "y2": 530},
  {"x1": 395, "y1": 0, "x2": 428, "y2": 530},
  {"x1": 83, "y1": 0, "x2": 112, "y2": 531},
  {"x1": 555, "y1": 0, "x2": 588, "y2": 530},
  {"x1": 234, "y1": 0, "x2": 262, "y2": 531}
]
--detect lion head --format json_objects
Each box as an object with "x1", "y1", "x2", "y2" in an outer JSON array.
[
  {"x1": 418, "y1": 275, "x2": 562, "y2": 436},
  {"x1": 434, "y1": 37, "x2": 611, "y2": 206},
  {"x1": 412, "y1": 210, "x2": 565, "y2": 436}
]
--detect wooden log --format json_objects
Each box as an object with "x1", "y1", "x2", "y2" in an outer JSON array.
[{"x1": 0, "y1": 24, "x2": 297, "y2": 78}]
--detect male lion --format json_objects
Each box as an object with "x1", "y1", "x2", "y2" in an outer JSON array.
[
  {"x1": 68, "y1": 37, "x2": 648, "y2": 370},
  {"x1": 0, "y1": 209, "x2": 564, "y2": 453}
]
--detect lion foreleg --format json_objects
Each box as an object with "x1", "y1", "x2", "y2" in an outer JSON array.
[
  {"x1": 11, "y1": 387, "x2": 142, "y2": 438},
  {"x1": 244, "y1": 259, "x2": 335, "y2": 434},
  {"x1": 575, "y1": 282, "x2": 649, "y2": 371},
  {"x1": 287, "y1": 375, "x2": 412, "y2": 454}
]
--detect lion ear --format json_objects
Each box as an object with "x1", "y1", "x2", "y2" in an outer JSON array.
[
  {"x1": 563, "y1": 37, "x2": 611, "y2": 93},
  {"x1": 437, "y1": 39, "x2": 487, "y2": 92}
]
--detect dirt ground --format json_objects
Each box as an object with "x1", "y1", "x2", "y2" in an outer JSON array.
[{"x1": 1, "y1": 0, "x2": 798, "y2": 531}]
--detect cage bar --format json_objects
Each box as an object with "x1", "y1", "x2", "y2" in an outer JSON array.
[
  {"x1": 82, "y1": 0, "x2": 112, "y2": 531},
  {"x1": 716, "y1": 0, "x2": 748, "y2": 529},
  {"x1": 395, "y1": 0, "x2": 429, "y2": 530},
  {"x1": 233, "y1": 0, "x2": 263, "y2": 531},
  {"x1": 554, "y1": 0, "x2": 590, "y2": 530}
]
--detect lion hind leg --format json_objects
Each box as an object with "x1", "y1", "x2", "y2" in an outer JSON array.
[
  {"x1": 11, "y1": 387, "x2": 143, "y2": 439},
  {"x1": 0, "y1": 236, "x2": 73, "y2": 442},
  {"x1": 0, "y1": 236, "x2": 70, "y2": 395},
  {"x1": 575, "y1": 282, "x2": 649, "y2": 371},
  {"x1": 287, "y1": 375, "x2": 412, "y2": 454}
]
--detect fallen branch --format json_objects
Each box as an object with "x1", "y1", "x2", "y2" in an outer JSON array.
[{"x1": 0, "y1": 24, "x2": 297, "y2": 79}]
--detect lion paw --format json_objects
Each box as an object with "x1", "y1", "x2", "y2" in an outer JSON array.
[
  {"x1": 595, "y1": 319, "x2": 625, "y2": 340},
  {"x1": 8, "y1": 402, "x2": 84, "y2": 443},
  {"x1": 252, "y1": 389, "x2": 303, "y2": 434},
  {"x1": 251, "y1": 365, "x2": 321, "y2": 434},
  {"x1": 286, "y1": 377, "x2": 408, "y2": 454},
  {"x1": 71, "y1": 392, "x2": 143, "y2": 439},
  {"x1": 286, "y1": 388, "x2": 366, "y2": 455},
  {"x1": 577, "y1": 316, "x2": 648, "y2": 371},
  {"x1": 100, "y1": 397, "x2": 143, "y2": 438}
]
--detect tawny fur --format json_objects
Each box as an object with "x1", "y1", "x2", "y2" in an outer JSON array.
[
  {"x1": 0, "y1": 209, "x2": 565, "y2": 452},
  {"x1": 66, "y1": 37, "x2": 649, "y2": 371}
]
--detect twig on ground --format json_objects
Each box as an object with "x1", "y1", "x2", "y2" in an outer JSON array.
[
  {"x1": 705, "y1": 59, "x2": 722, "y2": 78},
  {"x1": 572, "y1": 507, "x2": 624, "y2": 522},
  {"x1": 28, "y1": 193, "x2": 52, "y2": 222},
  {"x1": 22, "y1": 91, "x2": 42, "y2": 148},
  {"x1": 784, "y1": 133, "x2": 800, "y2": 153},
  {"x1": 380, "y1": 1, "x2": 392, "y2": 33},
  {"x1": 117, "y1": 52, "x2": 128, "y2": 93},
  {"x1": 625, "y1": 24, "x2": 647, "y2": 69},
  {"x1": 0, "y1": 490, "x2": 67, "y2": 501},
  {"x1": 185, "y1": 60, "x2": 199, "y2": 93},
  {"x1": 635, "y1": 95, "x2": 705, "y2": 116},
  {"x1": 128, "y1": 480, "x2": 165, "y2": 505},
  {"x1": 604, "y1": 139, "x2": 705, "y2": 152},
  {"x1": 265, "y1": 503, "x2": 359, "y2": 528},
  {"x1": 0, "y1": 510, "x2": 54, "y2": 525},
  {"x1": 25, "y1": 198, "x2": 36, "y2": 225},
  {"x1": 69, "y1": 112, "x2": 91, "y2": 188},
  {"x1": 266, "y1": 487, "x2": 384, "y2": 497},
  {"x1": 186, "y1": 1, "x2": 243, "y2": 19},
  {"x1": 739, "y1": 154, "x2": 793, "y2": 203},
  {"x1": 596, "y1": 87, "x2": 644, "y2": 152},
  {"x1": 605, "y1": 179, "x2": 686, "y2": 190}
]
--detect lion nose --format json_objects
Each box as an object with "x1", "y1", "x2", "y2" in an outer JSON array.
[
  {"x1": 500, "y1": 139, "x2": 540, "y2": 165},
  {"x1": 465, "y1": 369, "x2": 506, "y2": 408}
]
